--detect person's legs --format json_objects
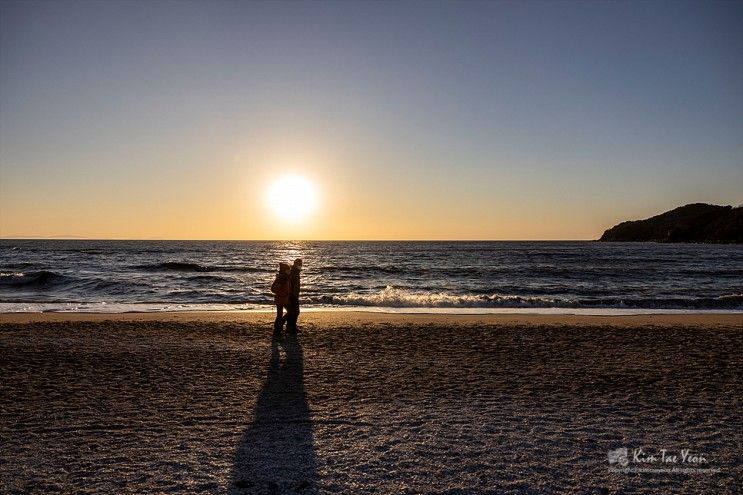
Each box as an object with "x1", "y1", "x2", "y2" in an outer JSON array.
[
  {"x1": 287, "y1": 296, "x2": 299, "y2": 332},
  {"x1": 274, "y1": 304, "x2": 286, "y2": 332}
]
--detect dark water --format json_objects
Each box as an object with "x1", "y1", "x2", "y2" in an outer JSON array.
[{"x1": 0, "y1": 240, "x2": 741, "y2": 312}]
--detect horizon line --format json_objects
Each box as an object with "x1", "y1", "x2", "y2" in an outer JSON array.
[{"x1": 0, "y1": 237, "x2": 598, "y2": 242}]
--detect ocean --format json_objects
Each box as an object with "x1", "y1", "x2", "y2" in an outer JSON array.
[{"x1": 0, "y1": 240, "x2": 741, "y2": 313}]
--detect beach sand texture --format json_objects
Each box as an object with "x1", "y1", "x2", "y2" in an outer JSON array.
[{"x1": 1, "y1": 313, "x2": 741, "y2": 494}]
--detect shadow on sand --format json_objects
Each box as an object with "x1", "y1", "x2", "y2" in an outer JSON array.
[{"x1": 230, "y1": 331, "x2": 317, "y2": 494}]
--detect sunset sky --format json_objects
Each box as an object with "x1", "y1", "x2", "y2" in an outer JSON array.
[{"x1": 1, "y1": 0, "x2": 741, "y2": 240}]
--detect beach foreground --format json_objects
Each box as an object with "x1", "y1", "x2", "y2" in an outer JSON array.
[{"x1": 1, "y1": 312, "x2": 741, "y2": 494}]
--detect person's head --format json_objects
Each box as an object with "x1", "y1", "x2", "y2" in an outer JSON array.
[
  {"x1": 293, "y1": 258, "x2": 302, "y2": 270},
  {"x1": 279, "y1": 262, "x2": 291, "y2": 274}
]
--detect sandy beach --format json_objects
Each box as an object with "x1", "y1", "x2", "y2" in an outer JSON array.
[{"x1": 1, "y1": 312, "x2": 741, "y2": 494}]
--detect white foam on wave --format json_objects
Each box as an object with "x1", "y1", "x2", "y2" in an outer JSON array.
[
  {"x1": 316, "y1": 286, "x2": 743, "y2": 310},
  {"x1": 320, "y1": 286, "x2": 565, "y2": 308}
]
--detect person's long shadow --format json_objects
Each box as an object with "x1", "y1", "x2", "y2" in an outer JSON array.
[{"x1": 229, "y1": 331, "x2": 317, "y2": 494}]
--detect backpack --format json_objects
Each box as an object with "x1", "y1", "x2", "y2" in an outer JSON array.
[{"x1": 271, "y1": 272, "x2": 290, "y2": 298}]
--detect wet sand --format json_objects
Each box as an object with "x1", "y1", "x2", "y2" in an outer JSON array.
[{"x1": 1, "y1": 312, "x2": 741, "y2": 494}]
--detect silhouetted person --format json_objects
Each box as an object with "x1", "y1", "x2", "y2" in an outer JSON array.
[
  {"x1": 287, "y1": 258, "x2": 302, "y2": 333},
  {"x1": 270, "y1": 262, "x2": 292, "y2": 333}
]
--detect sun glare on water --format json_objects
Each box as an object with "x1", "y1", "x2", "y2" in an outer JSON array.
[{"x1": 265, "y1": 174, "x2": 319, "y2": 222}]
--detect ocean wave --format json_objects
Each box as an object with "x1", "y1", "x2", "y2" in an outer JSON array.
[
  {"x1": 315, "y1": 265, "x2": 490, "y2": 277},
  {"x1": 60, "y1": 249, "x2": 105, "y2": 255},
  {"x1": 311, "y1": 286, "x2": 743, "y2": 310},
  {"x1": 220, "y1": 266, "x2": 271, "y2": 273},
  {"x1": 313, "y1": 287, "x2": 566, "y2": 308},
  {"x1": 133, "y1": 262, "x2": 269, "y2": 273},
  {"x1": 312, "y1": 264, "x2": 732, "y2": 279},
  {"x1": 183, "y1": 274, "x2": 237, "y2": 283},
  {"x1": 318, "y1": 265, "x2": 407, "y2": 274},
  {"x1": 137, "y1": 262, "x2": 213, "y2": 272},
  {"x1": 0, "y1": 271, "x2": 69, "y2": 288}
]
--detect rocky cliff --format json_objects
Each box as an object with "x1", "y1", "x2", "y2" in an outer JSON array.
[{"x1": 599, "y1": 203, "x2": 742, "y2": 243}]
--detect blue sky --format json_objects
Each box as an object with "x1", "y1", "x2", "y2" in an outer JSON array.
[{"x1": 1, "y1": 0, "x2": 741, "y2": 239}]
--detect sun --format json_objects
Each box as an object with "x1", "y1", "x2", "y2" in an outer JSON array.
[{"x1": 265, "y1": 174, "x2": 319, "y2": 222}]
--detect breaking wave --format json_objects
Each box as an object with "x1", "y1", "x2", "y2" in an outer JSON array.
[{"x1": 313, "y1": 286, "x2": 743, "y2": 310}]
